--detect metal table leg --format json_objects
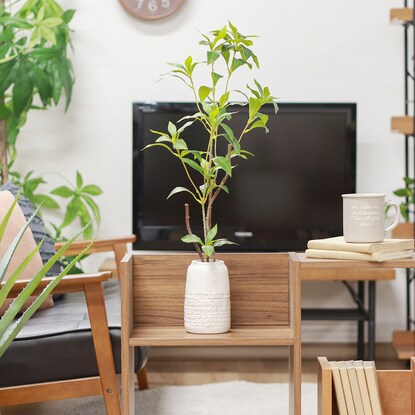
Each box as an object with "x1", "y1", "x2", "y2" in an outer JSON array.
[
  {"x1": 368, "y1": 281, "x2": 376, "y2": 360},
  {"x1": 357, "y1": 281, "x2": 365, "y2": 360}
]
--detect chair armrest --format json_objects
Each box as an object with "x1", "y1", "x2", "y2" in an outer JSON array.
[
  {"x1": 3, "y1": 271, "x2": 112, "y2": 297},
  {"x1": 54, "y1": 235, "x2": 137, "y2": 256}
]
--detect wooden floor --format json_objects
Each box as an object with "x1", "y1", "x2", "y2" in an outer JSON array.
[{"x1": 0, "y1": 357, "x2": 407, "y2": 414}]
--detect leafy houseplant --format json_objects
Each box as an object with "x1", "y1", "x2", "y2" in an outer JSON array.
[
  {"x1": 0, "y1": 0, "x2": 102, "y2": 248},
  {"x1": 145, "y1": 22, "x2": 277, "y2": 263},
  {"x1": 145, "y1": 22, "x2": 277, "y2": 334},
  {"x1": 393, "y1": 177, "x2": 415, "y2": 222},
  {"x1": 0, "y1": 192, "x2": 91, "y2": 358}
]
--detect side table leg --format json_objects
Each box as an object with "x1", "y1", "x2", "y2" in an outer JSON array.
[
  {"x1": 122, "y1": 343, "x2": 136, "y2": 415},
  {"x1": 357, "y1": 281, "x2": 365, "y2": 360},
  {"x1": 368, "y1": 281, "x2": 376, "y2": 361},
  {"x1": 289, "y1": 343, "x2": 301, "y2": 415}
]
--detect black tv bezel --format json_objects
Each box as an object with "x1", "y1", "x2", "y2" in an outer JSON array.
[{"x1": 132, "y1": 102, "x2": 357, "y2": 252}]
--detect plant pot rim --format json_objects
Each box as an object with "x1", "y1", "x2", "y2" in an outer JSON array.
[{"x1": 190, "y1": 259, "x2": 225, "y2": 265}]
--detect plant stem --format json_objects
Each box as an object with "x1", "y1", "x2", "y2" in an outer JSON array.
[
  {"x1": 184, "y1": 203, "x2": 204, "y2": 262},
  {"x1": 206, "y1": 144, "x2": 232, "y2": 234}
]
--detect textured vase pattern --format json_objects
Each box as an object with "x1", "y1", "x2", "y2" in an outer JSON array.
[
  {"x1": 184, "y1": 260, "x2": 231, "y2": 334},
  {"x1": 184, "y1": 292, "x2": 230, "y2": 330}
]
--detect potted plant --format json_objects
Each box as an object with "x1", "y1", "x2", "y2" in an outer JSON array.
[
  {"x1": 144, "y1": 22, "x2": 277, "y2": 334},
  {"x1": 0, "y1": 0, "x2": 102, "y2": 246}
]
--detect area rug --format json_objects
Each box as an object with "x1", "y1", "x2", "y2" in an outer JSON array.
[{"x1": 64, "y1": 381, "x2": 317, "y2": 415}]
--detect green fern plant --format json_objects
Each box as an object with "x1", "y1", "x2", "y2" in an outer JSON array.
[{"x1": 0, "y1": 193, "x2": 92, "y2": 358}]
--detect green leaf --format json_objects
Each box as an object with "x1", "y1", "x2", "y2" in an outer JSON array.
[
  {"x1": 248, "y1": 97, "x2": 262, "y2": 119},
  {"x1": 173, "y1": 138, "x2": 188, "y2": 150},
  {"x1": 167, "y1": 186, "x2": 196, "y2": 200},
  {"x1": 198, "y1": 85, "x2": 212, "y2": 102},
  {"x1": 182, "y1": 158, "x2": 204, "y2": 175},
  {"x1": 219, "y1": 91, "x2": 230, "y2": 107},
  {"x1": 40, "y1": 17, "x2": 63, "y2": 27},
  {"x1": 56, "y1": 56, "x2": 74, "y2": 110},
  {"x1": 231, "y1": 58, "x2": 246, "y2": 72},
  {"x1": 63, "y1": 9, "x2": 76, "y2": 23},
  {"x1": 39, "y1": 26, "x2": 56, "y2": 45},
  {"x1": 167, "y1": 121, "x2": 177, "y2": 136},
  {"x1": 394, "y1": 189, "x2": 407, "y2": 197},
  {"x1": 181, "y1": 234, "x2": 203, "y2": 245},
  {"x1": 28, "y1": 47, "x2": 60, "y2": 60},
  {"x1": 60, "y1": 197, "x2": 80, "y2": 228},
  {"x1": 28, "y1": 28, "x2": 41, "y2": 49},
  {"x1": 207, "y1": 50, "x2": 220, "y2": 65},
  {"x1": 206, "y1": 224, "x2": 218, "y2": 243},
  {"x1": 50, "y1": 185, "x2": 73, "y2": 198},
  {"x1": 213, "y1": 239, "x2": 237, "y2": 247},
  {"x1": 213, "y1": 156, "x2": 232, "y2": 177},
  {"x1": 0, "y1": 105, "x2": 12, "y2": 119},
  {"x1": 1, "y1": 16, "x2": 33, "y2": 29},
  {"x1": 82, "y1": 194, "x2": 101, "y2": 224},
  {"x1": 13, "y1": 77, "x2": 33, "y2": 117},
  {"x1": 19, "y1": 0, "x2": 38, "y2": 15},
  {"x1": 211, "y1": 72, "x2": 223, "y2": 86},
  {"x1": 31, "y1": 194, "x2": 60, "y2": 209},
  {"x1": 81, "y1": 185, "x2": 103, "y2": 196},
  {"x1": 76, "y1": 171, "x2": 83, "y2": 188},
  {"x1": 28, "y1": 63, "x2": 52, "y2": 105},
  {"x1": 202, "y1": 245, "x2": 214, "y2": 257},
  {"x1": 155, "y1": 135, "x2": 171, "y2": 143},
  {"x1": 221, "y1": 124, "x2": 240, "y2": 153},
  {"x1": 41, "y1": 0, "x2": 64, "y2": 17}
]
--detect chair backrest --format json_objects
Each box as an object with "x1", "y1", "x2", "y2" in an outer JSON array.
[{"x1": 130, "y1": 252, "x2": 290, "y2": 327}]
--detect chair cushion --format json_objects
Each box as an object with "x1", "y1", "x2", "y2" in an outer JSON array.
[{"x1": 0, "y1": 281, "x2": 149, "y2": 386}]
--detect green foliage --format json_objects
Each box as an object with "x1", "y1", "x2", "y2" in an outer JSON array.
[
  {"x1": 146, "y1": 22, "x2": 278, "y2": 261},
  {"x1": 0, "y1": 193, "x2": 93, "y2": 358},
  {"x1": 393, "y1": 176, "x2": 414, "y2": 222},
  {"x1": 11, "y1": 170, "x2": 102, "y2": 241},
  {"x1": 0, "y1": 0, "x2": 75, "y2": 168}
]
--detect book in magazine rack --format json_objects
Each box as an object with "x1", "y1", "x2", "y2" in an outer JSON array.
[
  {"x1": 120, "y1": 252, "x2": 302, "y2": 415},
  {"x1": 318, "y1": 356, "x2": 415, "y2": 414}
]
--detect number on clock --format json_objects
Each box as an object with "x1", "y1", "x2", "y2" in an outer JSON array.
[{"x1": 119, "y1": 0, "x2": 185, "y2": 20}]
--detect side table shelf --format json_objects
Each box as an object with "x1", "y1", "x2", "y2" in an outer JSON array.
[{"x1": 121, "y1": 252, "x2": 302, "y2": 415}]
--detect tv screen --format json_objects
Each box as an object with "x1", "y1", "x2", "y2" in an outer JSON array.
[{"x1": 133, "y1": 102, "x2": 356, "y2": 251}]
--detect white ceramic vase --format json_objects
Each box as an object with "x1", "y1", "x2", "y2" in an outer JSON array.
[{"x1": 184, "y1": 259, "x2": 231, "y2": 334}]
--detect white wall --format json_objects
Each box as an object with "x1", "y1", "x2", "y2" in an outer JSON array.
[{"x1": 14, "y1": 0, "x2": 408, "y2": 342}]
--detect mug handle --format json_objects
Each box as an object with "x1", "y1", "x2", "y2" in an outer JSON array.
[{"x1": 384, "y1": 201, "x2": 401, "y2": 233}]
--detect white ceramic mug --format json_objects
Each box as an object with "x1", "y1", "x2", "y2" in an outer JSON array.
[{"x1": 342, "y1": 193, "x2": 400, "y2": 243}]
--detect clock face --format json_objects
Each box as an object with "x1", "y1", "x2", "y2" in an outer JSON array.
[{"x1": 119, "y1": 0, "x2": 186, "y2": 20}]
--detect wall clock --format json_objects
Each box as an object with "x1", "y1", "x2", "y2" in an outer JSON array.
[{"x1": 119, "y1": 0, "x2": 186, "y2": 20}]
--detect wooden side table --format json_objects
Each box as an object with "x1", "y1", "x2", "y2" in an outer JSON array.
[
  {"x1": 294, "y1": 253, "x2": 415, "y2": 360},
  {"x1": 121, "y1": 252, "x2": 302, "y2": 415}
]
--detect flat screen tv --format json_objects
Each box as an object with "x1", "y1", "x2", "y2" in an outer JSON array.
[{"x1": 133, "y1": 102, "x2": 356, "y2": 251}]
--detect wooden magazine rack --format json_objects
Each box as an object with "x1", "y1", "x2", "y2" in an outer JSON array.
[{"x1": 318, "y1": 356, "x2": 415, "y2": 414}]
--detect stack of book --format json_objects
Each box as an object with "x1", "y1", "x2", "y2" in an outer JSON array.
[
  {"x1": 329, "y1": 359, "x2": 383, "y2": 415},
  {"x1": 305, "y1": 236, "x2": 414, "y2": 262}
]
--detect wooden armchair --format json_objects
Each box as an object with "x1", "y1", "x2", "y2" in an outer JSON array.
[{"x1": 0, "y1": 235, "x2": 148, "y2": 414}]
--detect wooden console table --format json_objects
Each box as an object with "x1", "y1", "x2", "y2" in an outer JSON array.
[{"x1": 120, "y1": 252, "x2": 302, "y2": 415}]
